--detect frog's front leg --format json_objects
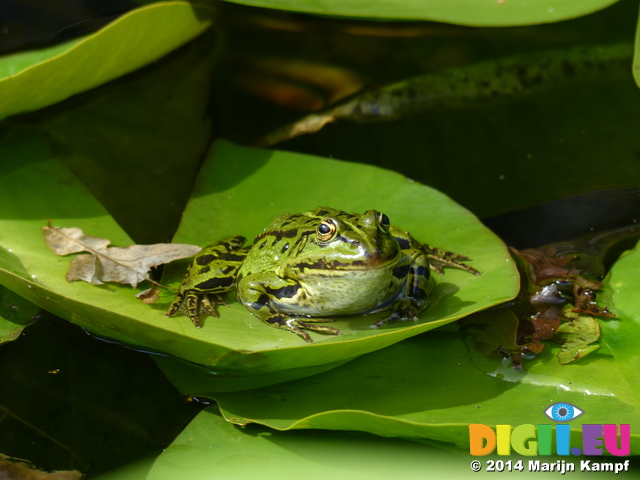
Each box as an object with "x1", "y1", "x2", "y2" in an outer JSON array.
[
  {"x1": 373, "y1": 249, "x2": 434, "y2": 328},
  {"x1": 237, "y1": 273, "x2": 342, "y2": 343}
]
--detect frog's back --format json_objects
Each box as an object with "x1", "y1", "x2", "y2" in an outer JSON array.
[{"x1": 239, "y1": 210, "x2": 320, "y2": 276}]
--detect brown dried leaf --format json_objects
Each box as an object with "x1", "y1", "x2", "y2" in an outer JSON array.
[
  {"x1": 530, "y1": 310, "x2": 562, "y2": 340},
  {"x1": 42, "y1": 223, "x2": 201, "y2": 288},
  {"x1": 511, "y1": 246, "x2": 580, "y2": 283},
  {"x1": 572, "y1": 284, "x2": 615, "y2": 318},
  {"x1": 136, "y1": 287, "x2": 161, "y2": 304}
]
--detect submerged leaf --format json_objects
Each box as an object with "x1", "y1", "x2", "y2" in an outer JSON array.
[
  {"x1": 0, "y1": 454, "x2": 82, "y2": 480},
  {"x1": 572, "y1": 283, "x2": 615, "y2": 317},
  {"x1": 42, "y1": 223, "x2": 201, "y2": 288},
  {"x1": 255, "y1": 43, "x2": 631, "y2": 146},
  {"x1": 554, "y1": 307, "x2": 601, "y2": 364}
]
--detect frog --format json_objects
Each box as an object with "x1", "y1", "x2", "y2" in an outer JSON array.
[{"x1": 167, "y1": 207, "x2": 479, "y2": 342}]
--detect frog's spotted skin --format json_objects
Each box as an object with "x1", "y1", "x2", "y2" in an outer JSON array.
[{"x1": 167, "y1": 207, "x2": 479, "y2": 342}]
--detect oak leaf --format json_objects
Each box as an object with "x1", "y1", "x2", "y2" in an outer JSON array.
[{"x1": 43, "y1": 223, "x2": 201, "y2": 288}]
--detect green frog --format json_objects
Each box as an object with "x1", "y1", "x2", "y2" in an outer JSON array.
[{"x1": 167, "y1": 207, "x2": 479, "y2": 342}]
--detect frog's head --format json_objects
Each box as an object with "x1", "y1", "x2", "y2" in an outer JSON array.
[{"x1": 299, "y1": 208, "x2": 401, "y2": 270}]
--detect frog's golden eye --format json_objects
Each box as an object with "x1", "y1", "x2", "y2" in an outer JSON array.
[
  {"x1": 317, "y1": 219, "x2": 337, "y2": 242},
  {"x1": 377, "y1": 212, "x2": 390, "y2": 230}
]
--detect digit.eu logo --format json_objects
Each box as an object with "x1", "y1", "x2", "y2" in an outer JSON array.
[{"x1": 469, "y1": 402, "x2": 630, "y2": 456}]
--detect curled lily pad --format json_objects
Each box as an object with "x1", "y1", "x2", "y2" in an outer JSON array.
[
  {"x1": 147, "y1": 407, "x2": 471, "y2": 480},
  {"x1": 0, "y1": 1, "x2": 216, "y2": 121},
  {"x1": 0, "y1": 285, "x2": 40, "y2": 344},
  {"x1": 159, "y1": 329, "x2": 640, "y2": 452},
  {"x1": 0, "y1": 136, "x2": 517, "y2": 379}
]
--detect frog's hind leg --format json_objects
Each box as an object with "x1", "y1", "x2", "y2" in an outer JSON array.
[
  {"x1": 424, "y1": 246, "x2": 480, "y2": 276},
  {"x1": 390, "y1": 226, "x2": 480, "y2": 276}
]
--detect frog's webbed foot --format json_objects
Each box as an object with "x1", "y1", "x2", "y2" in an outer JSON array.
[
  {"x1": 268, "y1": 315, "x2": 342, "y2": 343},
  {"x1": 200, "y1": 293, "x2": 228, "y2": 318},
  {"x1": 167, "y1": 291, "x2": 226, "y2": 328},
  {"x1": 166, "y1": 291, "x2": 184, "y2": 318}
]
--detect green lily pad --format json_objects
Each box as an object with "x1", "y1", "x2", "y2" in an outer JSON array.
[
  {"x1": 0, "y1": 1, "x2": 215, "y2": 121},
  {"x1": 159, "y1": 327, "x2": 640, "y2": 453},
  {"x1": 598, "y1": 238, "x2": 640, "y2": 402},
  {"x1": 221, "y1": 0, "x2": 618, "y2": 26},
  {"x1": 157, "y1": 241, "x2": 640, "y2": 450},
  {"x1": 148, "y1": 406, "x2": 640, "y2": 480},
  {"x1": 146, "y1": 407, "x2": 476, "y2": 480},
  {"x1": 0, "y1": 136, "x2": 516, "y2": 378}
]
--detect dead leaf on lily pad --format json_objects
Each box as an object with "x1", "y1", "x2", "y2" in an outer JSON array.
[
  {"x1": 42, "y1": 223, "x2": 201, "y2": 288},
  {"x1": 136, "y1": 287, "x2": 162, "y2": 304}
]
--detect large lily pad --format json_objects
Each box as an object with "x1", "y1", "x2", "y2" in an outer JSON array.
[
  {"x1": 156, "y1": 240, "x2": 640, "y2": 450},
  {"x1": 221, "y1": 0, "x2": 618, "y2": 26},
  {"x1": 0, "y1": 136, "x2": 516, "y2": 378},
  {"x1": 598, "y1": 238, "x2": 640, "y2": 402},
  {"x1": 160, "y1": 325, "x2": 640, "y2": 453},
  {"x1": 146, "y1": 407, "x2": 479, "y2": 480},
  {"x1": 0, "y1": 1, "x2": 215, "y2": 121},
  {"x1": 147, "y1": 405, "x2": 639, "y2": 479}
]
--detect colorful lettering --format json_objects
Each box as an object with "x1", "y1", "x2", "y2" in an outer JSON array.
[
  {"x1": 582, "y1": 424, "x2": 604, "y2": 456},
  {"x1": 556, "y1": 424, "x2": 571, "y2": 456},
  {"x1": 604, "y1": 424, "x2": 630, "y2": 456},
  {"x1": 496, "y1": 425, "x2": 511, "y2": 455},
  {"x1": 537, "y1": 424, "x2": 552, "y2": 455},
  {"x1": 469, "y1": 424, "x2": 495, "y2": 456},
  {"x1": 511, "y1": 424, "x2": 537, "y2": 456}
]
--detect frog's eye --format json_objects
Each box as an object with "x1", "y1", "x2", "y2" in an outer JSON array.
[
  {"x1": 317, "y1": 219, "x2": 337, "y2": 242},
  {"x1": 377, "y1": 212, "x2": 390, "y2": 230}
]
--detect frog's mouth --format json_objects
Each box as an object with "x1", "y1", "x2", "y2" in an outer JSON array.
[{"x1": 297, "y1": 251, "x2": 401, "y2": 272}]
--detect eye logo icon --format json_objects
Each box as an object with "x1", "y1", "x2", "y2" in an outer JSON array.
[{"x1": 544, "y1": 402, "x2": 584, "y2": 422}]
